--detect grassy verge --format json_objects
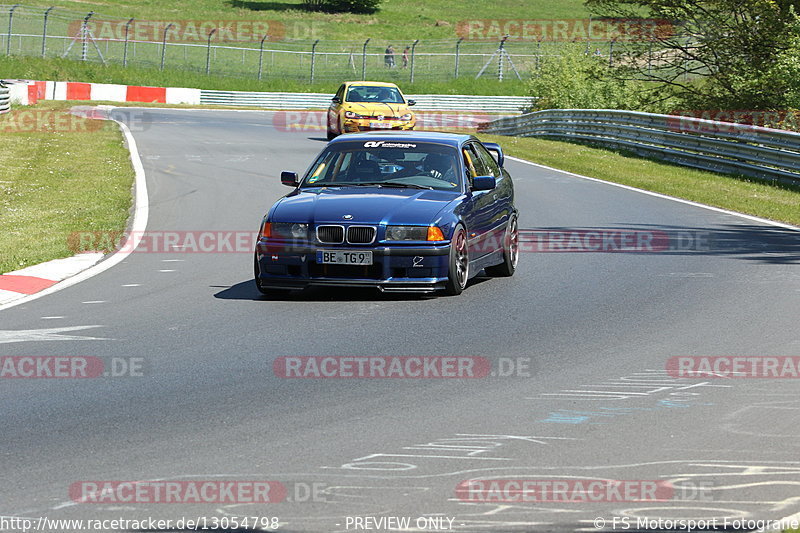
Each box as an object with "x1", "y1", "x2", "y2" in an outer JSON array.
[
  {"x1": 0, "y1": 56, "x2": 529, "y2": 96},
  {"x1": 0, "y1": 101, "x2": 134, "y2": 274},
  {"x1": 478, "y1": 134, "x2": 800, "y2": 226}
]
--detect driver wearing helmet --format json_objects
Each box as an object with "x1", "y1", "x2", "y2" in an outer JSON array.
[{"x1": 423, "y1": 152, "x2": 458, "y2": 181}]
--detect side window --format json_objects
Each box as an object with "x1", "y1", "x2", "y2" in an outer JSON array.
[
  {"x1": 466, "y1": 144, "x2": 491, "y2": 177},
  {"x1": 462, "y1": 148, "x2": 477, "y2": 189},
  {"x1": 306, "y1": 151, "x2": 351, "y2": 184},
  {"x1": 473, "y1": 143, "x2": 500, "y2": 177},
  {"x1": 335, "y1": 84, "x2": 345, "y2": 102}
]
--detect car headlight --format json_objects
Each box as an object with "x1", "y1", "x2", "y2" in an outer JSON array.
[
  {"x1": 386, "y1": 225, "x2": 446, "y2": 241},
  {"x1": 400, "y1": 113, "x2": 413, "y2": 121},
  {"x1": 261, "y1": 222, "x2": 308, "y2": 240},
  {"x1": 345, "y1": 111, "x2": 366, "y2": 119}
]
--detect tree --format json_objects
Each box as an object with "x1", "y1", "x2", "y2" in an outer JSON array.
[{"x1": 584, "y1": 0, "x2": 800, "y2": 110}]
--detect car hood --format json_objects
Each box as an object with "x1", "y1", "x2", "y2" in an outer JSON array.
[
  {"x1": 344, "y1": 102, "x2": 409, "y2": 117},
  {"x1": 272, "y1": 187, "x2": 458, "y2": 226}
]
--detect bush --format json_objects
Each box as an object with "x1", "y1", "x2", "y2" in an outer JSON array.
[
  {"x1": 301, "y1": 0, "x2": 327, "y2": 10},
  {"x1": 526, "y1": 43, "x2": 659, "y2": 112},
  {"x1": 320, "y1": 0, "x2": 381, "y2": 13}
]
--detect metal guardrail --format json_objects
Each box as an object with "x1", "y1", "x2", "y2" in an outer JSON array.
[
  {"x1": 199, "y1": 90, "x2": 532, "y2": 113},
  {"x1": 481, "y1": 109, "x2": 800, "y2": 182},
  {"x1": 0, "y1": 82, "x2": 10, "y2": 114}
]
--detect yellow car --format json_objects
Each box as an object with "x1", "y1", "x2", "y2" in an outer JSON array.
[{"x1": 326, "y1": 81, "x2": 417, "y2": 140}]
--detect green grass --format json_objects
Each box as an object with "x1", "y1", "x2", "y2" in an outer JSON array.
[
  {"x1": 0, "y1": 55, "x2": 530, "y2": 95},
  {"x1": 0, "y1": 101, "x2": 134, "y2": 274},
  {"x1": 16, "y1": 0, "x2": 590, "y2": 41},
  {"x1": 479, "y1": 134, "x2": 800, "y2": 226},
  {"x1": 3, "y1": 1, "x2": 587, "y2": 85}
]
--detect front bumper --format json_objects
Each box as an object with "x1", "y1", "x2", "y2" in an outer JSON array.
[
  {"x1": 256, "y1": 240, "x2": 449, "y2": 292},
  {"x1": 342, "y1": 118, "x2": 415, "y2": 133}
]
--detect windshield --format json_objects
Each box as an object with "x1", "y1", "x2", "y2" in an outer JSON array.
[
  {"x1": 301, "y1": 141, "x2": 461, "y2": 191},
  {"x1": 345, "y1": 85, "x2": 405, "y2": 104}
]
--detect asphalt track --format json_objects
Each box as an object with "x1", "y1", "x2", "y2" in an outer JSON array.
[{"x1": 1, "y1": 108, "x2": 800, "y2": 533}]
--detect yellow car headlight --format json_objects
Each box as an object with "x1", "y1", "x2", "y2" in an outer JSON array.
[
  {"x1": 345, "y1": 111, "x2": 366, "y2": 119},
  {"x1": 400, "y1": 113, "x2": 413, "y2": 121}
]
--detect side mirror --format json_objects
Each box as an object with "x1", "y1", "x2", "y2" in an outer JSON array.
[
  {"x1": 281, "y1": 171, "x2": 299, "y2": 187},
  {"x1": 472, "y1": 175, "x2": 496, "y2": 191},
  {"x1": 482, "y1": 142, "x2": 504, "y2": 168},
  {"x1": 407, "y1": 99, "x2": 416, "y2": 106},
  {"x1": 331, "y1": 96, "x2": 341, "y2": 104}
]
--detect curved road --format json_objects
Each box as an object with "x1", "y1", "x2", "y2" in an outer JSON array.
[{"x1": 2, "y1": 109, "x2": 800, "y2": 532}]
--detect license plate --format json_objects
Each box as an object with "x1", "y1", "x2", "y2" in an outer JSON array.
[
  {"x1": 369, "y1": 122, "x2": 393, "y2": 129},
  {"x1": 316, "y1": 250, "x2": 373, "y2": 265}
]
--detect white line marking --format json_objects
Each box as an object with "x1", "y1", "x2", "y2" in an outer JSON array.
[
  {"x1": 506, "y1": 155, "x2": 800, "y2": 231},
  {"x1": 161, "y1": 259, "x2": 184, "y2": 262},
  {"x1": 81, "y1": 300, "x2": 106, "y2": 304},
  {"x1": 41, "y1": 316, "x2": 64, "y2": 319},
  {"x1": 50, "y1": 501, "x2": 79, "y2": 511},
  {"x1": 0, "y1": 325, "x2": 106, "y2": 343},
  {"x1": 121, "y1": 284, "x2": 141, "y2": 287},
  {"x1": 158, "y1": 269, "x2": 176, "y2": 273},
  {"x1": 0, "y1": 117, "x2": 150, "y2": 312}
]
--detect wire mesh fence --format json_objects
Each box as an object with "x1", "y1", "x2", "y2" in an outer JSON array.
[{"x1": 0, "y1": 5, "x2": 619, "y2": 83}]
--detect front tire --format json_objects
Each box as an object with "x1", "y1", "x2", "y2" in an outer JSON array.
[
  {"x1": 444, "y1": 225, "x2": 469, "y2": 295},
  {"x1": 485, "y1": 214, "x2": 519, "y2": 277}
]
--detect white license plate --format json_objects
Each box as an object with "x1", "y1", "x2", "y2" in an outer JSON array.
[
  {"x1": 369, "y1": 122, "x2": 393, "y2": 128},
  {"x1": 316, "y1": 250, "x2": 373, "y2": 265}
]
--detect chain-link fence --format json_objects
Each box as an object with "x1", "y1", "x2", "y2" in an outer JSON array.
[{"x1": 0, "y1": 5, "x2": 619, "y2": 83}]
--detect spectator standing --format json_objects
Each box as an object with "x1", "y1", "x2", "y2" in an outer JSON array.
[{"x1": 385, "y1": 45, "x2": 396, "y2": 68}]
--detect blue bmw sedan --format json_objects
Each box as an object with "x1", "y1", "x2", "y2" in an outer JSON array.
[{"x1": 255, "y1": 131, "x2": 518, "y2": 295}]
